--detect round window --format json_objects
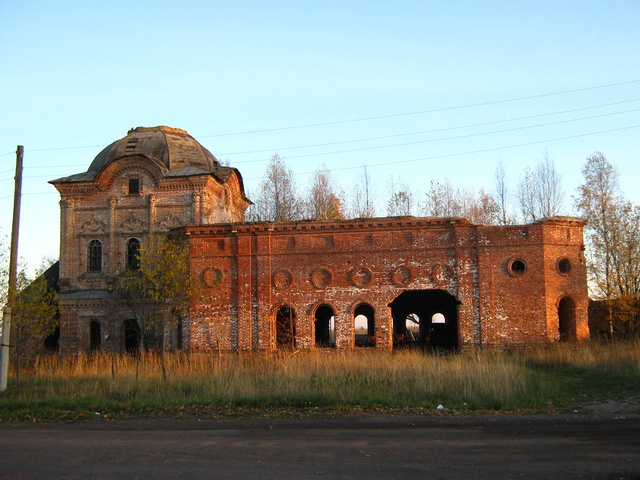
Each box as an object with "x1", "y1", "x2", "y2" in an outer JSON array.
[
  {"x1": 508, "y1": 258, "x2": 527, "y2": 276},
  {"x1": 557, "y1": 258, "x2": 571, "y2": 275}
]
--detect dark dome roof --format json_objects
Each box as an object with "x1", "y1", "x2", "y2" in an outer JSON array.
[{"x1": 88, "y1": 126, "x2": 220, "y2": 174}]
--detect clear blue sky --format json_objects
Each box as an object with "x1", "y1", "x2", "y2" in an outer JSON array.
[{"x1": 1, "y1": 1, "x2": 639, "y2": 267}]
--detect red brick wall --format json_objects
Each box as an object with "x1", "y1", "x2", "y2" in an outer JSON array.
[{"x1": 185, "y1": 216, "x2": 588, "y2": 352}]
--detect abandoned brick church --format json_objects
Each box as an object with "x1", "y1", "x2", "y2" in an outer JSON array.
[{"x1": 49, "y1": 126, "x2": 589, "y2": 354}]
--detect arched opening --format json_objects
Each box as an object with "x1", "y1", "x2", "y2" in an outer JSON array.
[
  {"x1": 558, "y1": 296, "x2": 576, "y2": 342},
  {"x1": 89, "y1": 321, "x2": 101, "y2": 351},
  {"x1": 276, "y1": 305, "x2": 296, "y2": 349},
  {"x1": 43, "y1": 326, "x2": 60, "y2": 352},
  {"x1": 87, "y1": 239, "x2": 103, "y2": 272},
  {"x1": 171, "y1": 315, "x2": 183, "y2": 350},
  {"x1": 354, "y1": 303, "x2": 375, "y2": 347},
  {"x1": 389, "y1": 289, "x2": 460, "y2": 351},
  {"x1": 122, "y1": 319, "x2": 141, "y2": 353},
  {"x1": 126, "y1": 238, "x2": 141, "y2": 271},
  {"x1": 314, "y1": 304, "x2": 336, "y2": 348}
]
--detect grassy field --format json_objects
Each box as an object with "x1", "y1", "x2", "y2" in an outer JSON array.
[{"x1": 1, "y1": 341, "x2": 639, "y2": 421}]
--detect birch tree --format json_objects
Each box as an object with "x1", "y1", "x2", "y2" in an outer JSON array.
[
  {"x1": 349, "y1": 165, "x2": 377, "y2": 218},
  {"x1": 421, "y1": 179, "x2": 499, "y2": 224},
  {"x1": 493, "y1": 161, "x2": 514, "y2": 225},
  {"x1": 307, "y1": 165, "x2": 344, "y2": 220},
  {"x1": 386, "y1": 176, "x2": 414, "y2": 217},
  {"x1": 575, "y1": 152, "x2": 640, "y2": 336},
  {"x1": 421, "y1": 179, "x2": 459, "y2": 217},
  {"x1": 465, "y1": 188, "x2": 500, "y2": 225},
  {"x1": 247, "y1": 154, "x2": 303, "y2": 222},
  {"x1": 517, "y1": 151, "x2": 565, "y2": 222}
]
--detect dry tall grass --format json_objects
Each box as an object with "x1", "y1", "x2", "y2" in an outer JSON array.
[
  {"x1": 2, "y1": 341, "x2": 638, "y2": 420},
  {"x1": 522, "y1": 339, "x2": 640, "y2": 373},
  {"x1": 10, "y1": 349, "x2": 547, "y2": 411}
]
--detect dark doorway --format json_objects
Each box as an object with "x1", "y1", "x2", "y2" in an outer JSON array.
[
  {"x1": 44, "y1": 326, "x2": 60, "y2": 352},
  {"x1": 276, "y1": 305, "x2": 296, "y2": 349},
  {"x1": 354, "y1": 303, "x2": 375, "y2": 347},
  {"x1": 389, "y1": 289, "x2": 459, "y2": 351},
  {"x1": 172, "y1": 316, "x2": 183, "y2": 350},
  {"x1": 314, "y1": 304, "x2": 336, "y2": 348},
  {"x1": 89, "y1": 321, "x2": 101, "y2": 351},
  {"x1": 558, "y1": 296, "x2": 576, "y2": 342},
  {"x1": 123, "y1": 319, "x2": 141, "y2": 353}
]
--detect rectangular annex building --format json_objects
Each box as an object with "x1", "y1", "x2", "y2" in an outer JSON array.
[{"x1": 183, "y1": 216, "x2": 589, "y2": 352}]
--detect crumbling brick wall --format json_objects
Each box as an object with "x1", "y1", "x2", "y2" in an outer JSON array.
[{"x1": 184, "y1": 216, "x2": 588, "y2": 352}]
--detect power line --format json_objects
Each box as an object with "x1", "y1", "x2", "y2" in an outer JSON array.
[
  {"x1": 231, "y1": 108, "x2": 640, "y2": 165},
  {"x1": 314, "y1": 125, "x2": 640, "y2": 174},
  {"x1": 244, "y1": 124, "x2": 640, "y2": 181},
  {"x1": 0, "y1": 192, "x2": 57, "y2": 201},
  {"x1": 197, "y1": 80, "x2": 640, "y2": 138},
  {"x1": 2, "y1": 80, "x2": 639, "y2": 155},
  {"x1": 217, "y1": 98, "x2": 640, "y2": 156},
  {"x1": 3, "y1": 126, "x2": 640, "y2": 213},
  {"x1": 1, "y1": 112, "x2": 638, "y2": 185},
  {"x1": 24, "y1": 144, "x2": 105, "y2": 154},
  {"x1": 24, "y1": 164, "x2": 88, "y2": 170}
]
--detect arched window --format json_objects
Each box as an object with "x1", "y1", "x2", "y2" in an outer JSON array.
[
  {"x1": 354, "y1": 303, "x2": 375, "y2": 348},
  {"x1": 558, "y1": 296, "x2": 576, "y2": 342},
  {"x1": 314, "y1": 304, "x2": 336, "y2": 348},
  {"x1": 405, "y1": 313, "x2": 421, "y2": 342},
  {"x1": 87, "y1": 239, "x2": 103, "y2": 272},
  {"x1": 276, "y1": 305, "x2": 296, "y2": 349},
  {"x1": 126, "y1": 238, "x2": 141, "y2": 271}
]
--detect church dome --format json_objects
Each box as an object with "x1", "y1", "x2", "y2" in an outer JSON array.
[{"x1": 88, "y1": 126, "x2": 220, "y2": 174}]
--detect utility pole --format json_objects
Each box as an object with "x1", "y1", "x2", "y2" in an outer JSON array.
[{"x1": 1, "y1": 145, "x2": 23, "y2": 392}]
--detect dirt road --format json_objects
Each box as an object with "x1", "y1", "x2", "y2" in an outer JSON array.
[{"x1": 1, "y1": 413, "x2": 639, "y2": 479}]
